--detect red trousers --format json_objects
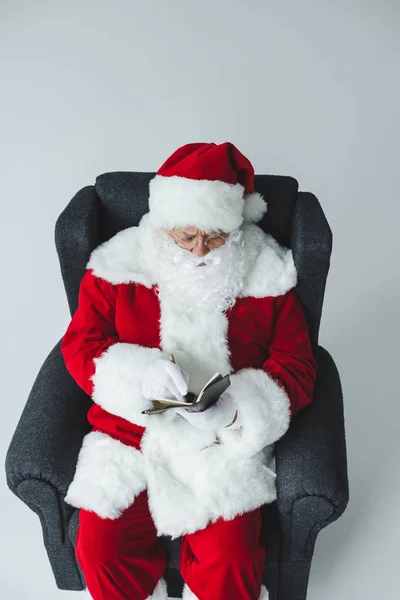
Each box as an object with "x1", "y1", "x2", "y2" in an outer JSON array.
[{"x1": 76, "y1": 489, "x2": 266, "y2": 600}]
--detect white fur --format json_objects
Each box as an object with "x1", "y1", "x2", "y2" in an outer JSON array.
[
  {"x1": 243, "y1": 191, "x2": 268, "y2": 223},
  {"x1": 146, "y1": 577, "x2": 168, "y2": 600},
  {"x1": 148, "y1": 175, "x2": 246, "y2": 232},
  {"x1": 217, "y1": 368, "x2": 291, "y2": 457},
  {"x1": 182, "y1": 582, "x2": 269, "y2": 599},
  {"x1": 136, "y1": 364, "x2": 290, "y2": 538},
  {"x1": 64, "y1": 431, "x2": 146, "y2": 519},
  {"x1": 86, "y1": 217, "x2": 296, "y2": 298},
  {"x1": 159, "y1": 308, "x2": 231, "y2": 395},
  {"x1": 141, "y1": 411, "x2": 278, "y2": 539},
  {"x1": 86, "y1": 212, "x2": 158, "y2": 286},
  {"x1": 182, "y1": 584, "x2": 198, "y2": 600},
  {"x1": 240, "y1": 223, "x2": 297, "y2": 297},
  {"x1": 91, "y1": 342, "x2": 167, "y2": 426}
]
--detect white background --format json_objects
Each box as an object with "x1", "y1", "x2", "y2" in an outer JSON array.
[{"x1": 1, "y1": 1, "x2": 399, "y2": 599}]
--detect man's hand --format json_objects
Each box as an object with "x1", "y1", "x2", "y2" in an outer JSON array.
[
  {"x1": 141, "y1": 357, "x2": 189, "y2": 402},
  {"x1": 174, "y1": 392, "x2": 240, "y2": 430}
]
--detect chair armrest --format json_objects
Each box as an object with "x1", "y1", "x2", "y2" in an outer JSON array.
[
  {"x1": 5, "y1": 338, "x2": 90, "y2": 589},
  {"x1": 55, "y1": 185, "x2": 102, "y2": 316},
  {"x1": 291, "y1": 192, "x2": 332, "y2": 348},
  {"x1": 274, "y1": 345, "x2": 349, "y2": 561},
  {"x1": 6, "y1": 338, "x2": 91, "y2": 499}
]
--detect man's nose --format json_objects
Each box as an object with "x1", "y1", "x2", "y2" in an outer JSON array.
[{"x1": 191, "y1": 240, "x2": 210, "y2": 257}]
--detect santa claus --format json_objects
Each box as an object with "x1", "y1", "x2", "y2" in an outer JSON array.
[{"x1": 61, "y1": 142, "x2": 317, "y2": 600}]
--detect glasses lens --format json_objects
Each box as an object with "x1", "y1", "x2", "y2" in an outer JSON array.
[
  {"x1": 206, "y1": 235, "x2": 226, "y2": 248},
  {"x1": 176, "y1": 237, "x2": 196, "y2": 249}
]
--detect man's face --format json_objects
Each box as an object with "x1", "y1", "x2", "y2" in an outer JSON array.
[
  {"x1": 167, "y1": 226, "x2": 229, "y2": 262},
  {"x1": 154, "y1": 225, "x2": 246, "y2": 313}
]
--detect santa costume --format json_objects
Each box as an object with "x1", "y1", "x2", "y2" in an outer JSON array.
[{"x1": 61, "y1": 142, "x2": 317, "y2": 600}]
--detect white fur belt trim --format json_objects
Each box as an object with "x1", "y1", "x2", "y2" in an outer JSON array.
[{"x1": 64, "y1": 431, "x2": 146, "y2": 519}]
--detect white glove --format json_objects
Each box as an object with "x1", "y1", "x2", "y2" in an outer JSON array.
[
  {"x1": 175, "y1": 391, "x2": 241, "y2": 430},
  {"x1": 141, "y1": 357, "x2": 189, "y2": 402}
]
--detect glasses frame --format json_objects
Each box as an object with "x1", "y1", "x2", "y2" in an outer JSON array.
[{"x1": 170, "y1": 229, "x2": 229, "y2": 251}]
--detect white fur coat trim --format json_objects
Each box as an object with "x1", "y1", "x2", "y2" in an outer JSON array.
[
  {"x1": 182, "y1": 581, "x2": 269, "y2": 599},
  {"x1": 64, "y1": 431, "x2": 146, "y2": 519},
  {"x1": 86, "y1": 215, "x2": 297, "y2": 298},
  {"x1": 141, "y1": 416, "x2": 278, "y2": 539},
  {"x1": 217, "y1": 368, "x2": 291, "y2": 457},
  {"x1": 91, "y1": 342, "x2": 167, "y2": 427}
]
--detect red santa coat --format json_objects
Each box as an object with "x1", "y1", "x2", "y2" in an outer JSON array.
[{"x1": 61, "y1": 220, "x2": 317, "y2": 539}]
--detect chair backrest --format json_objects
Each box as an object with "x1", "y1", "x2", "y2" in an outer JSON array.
[{"x1": 56, "y1": 172, "x2": 332, "y2": 347}]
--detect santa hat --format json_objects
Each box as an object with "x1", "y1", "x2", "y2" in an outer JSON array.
[{"x1": 147, "y1": 142, "x2": 267, "y2": 232}]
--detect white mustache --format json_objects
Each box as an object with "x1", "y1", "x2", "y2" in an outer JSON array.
[{"x1": 180, "y1": 245, "x2": 225, "y2": 266}]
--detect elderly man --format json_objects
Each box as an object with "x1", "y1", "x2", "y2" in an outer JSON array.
[{"x1": 61, "y1": 142, "x2": 317, "y2": 600}]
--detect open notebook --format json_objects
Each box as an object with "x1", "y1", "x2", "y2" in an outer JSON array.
[{"x1": 142, "y1": 355, "x2": 231, "y2": 415}]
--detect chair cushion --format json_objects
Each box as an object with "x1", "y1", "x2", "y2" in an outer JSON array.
[{"x1": 95, "y1": 172, "x2": 298, "y2": 247}]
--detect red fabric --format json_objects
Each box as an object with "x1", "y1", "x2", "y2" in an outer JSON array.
[
  {"x1": 180, "y1": 507, "x2": 265, "y2": 600},
  {"x1": 61, "y1": 272, "x2": 119, "y2": 397},
  {"x1": 227, "y1": 289, "x2": 317, "y2": 416},
  {"x1": 61, "y1": 269, "x2": 317, "y2": 443},
  {"x1": 157, "y1": 141, "x2": 257, "y2": 194},
  {"x1": 261, "y1": 290, "x2": 317, "y2": 416},
  {"x1": 87, "y1": 404, "x2": 145, "y2": 450},
  {"x1": 76, "y1": 489, "x2": 265, "y2": 600},
  {"x1": 76, "y1": 490, "x2": 166, "y2": 600}
]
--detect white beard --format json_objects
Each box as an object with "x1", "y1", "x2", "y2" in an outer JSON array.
[{"x1": 153, "y1": 228, "x2": 247, "y2": 314}]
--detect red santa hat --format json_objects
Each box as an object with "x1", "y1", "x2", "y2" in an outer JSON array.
[{"x1": 147, "y1": 142, "x2": 267, "y2": 232}]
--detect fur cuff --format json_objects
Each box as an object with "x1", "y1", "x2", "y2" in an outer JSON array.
[
  {"x1": 217, "y1": 368, "x2": 291, "y2": 456},
  {"x1": 91, "y1": 343, "x2": 166, "y2": 424},
  {"x1": 64, "y1": 431, "x2": 146, "y2": 519}
]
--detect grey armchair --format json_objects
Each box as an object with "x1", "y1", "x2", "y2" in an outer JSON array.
[{"x1": 5, "y1": 172, "x2": 349, "y2": 600}]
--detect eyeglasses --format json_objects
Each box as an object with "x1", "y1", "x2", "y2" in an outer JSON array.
[{"x1": 170, "y1": 228, "x2": 229, "y2": 250}]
